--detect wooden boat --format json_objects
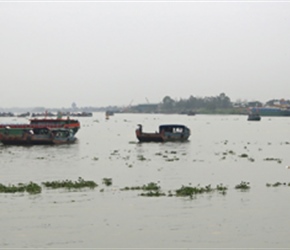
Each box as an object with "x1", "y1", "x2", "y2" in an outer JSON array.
[
  {"x1": 247, "y1": 113, "x2": 261, "y2": 121},
  {"x1": 0, "y1": 127, "x2": 77, "y2": 145},
  {"x1": 136, "y1": 124, "x2": 190, "y2": 142},
  {"x1": 0, "y1": 117, "x2": 80, "y2": 135}
]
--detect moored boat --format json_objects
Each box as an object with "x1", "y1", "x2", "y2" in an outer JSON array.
[
  {"x1": 136, "y1": 124, "x2": 190, "y2": 142},
  {"x1": 249, "y1": 107, "x2": 290, "y2": 117},
  {"x1": 0, "y1": 117, "x2": 80, "y2": 135},
  {"x1": 247, "y1": 113, "x2": 261, "y2": 121},
  {"x1": 0, "y1": 127, "x2": 77, "y2": 145}
]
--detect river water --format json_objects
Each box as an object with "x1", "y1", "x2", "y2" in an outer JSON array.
[{"x1": 1, "y1": 113, "x2": 290, "y2": 248}]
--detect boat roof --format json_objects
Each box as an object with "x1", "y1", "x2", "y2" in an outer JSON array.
[
  {"x1": 159, "y1": 124, "x2": 188, "y2": 129},
  {"x1": 30, "y1": 118, "x2": 79, "y2": 122}
]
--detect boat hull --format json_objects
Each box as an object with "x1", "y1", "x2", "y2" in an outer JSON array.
[
  {"x1": 0, "y1": 127, "x2": 77, "y2": 145},
  {"x1": 136, "y1": 133, "x2": 165, "y2": 142},
  {"x1": 250, "y1": 107, "x2": 290, "y2": 117},
  {"x1": 0, "y1": 138, "x2": 77, "y2": 145},
  {"x1": 247, "y1": 114, "x2": 261, "y2": 121}
]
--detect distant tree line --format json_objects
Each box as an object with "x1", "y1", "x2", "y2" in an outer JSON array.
[
  {"x1": 129, "y1": 93, "x2": 290, "y2": 114},
  {"x1": 159, "y1": 93, "x2": 233, "y2": 114},
  {"x1": 1, "y1": 93, "x2": 289, "y2": 115}
]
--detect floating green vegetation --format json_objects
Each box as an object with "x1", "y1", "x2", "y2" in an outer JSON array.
[
  {"x1": 175, "y1": 184, "x2": 214, "y2": 198},
  {"x1": 155, "y1": 152, "x2": 162, "y2": 156},
  {"x1": 248, "y1": 157, "x2": 255, "y2": 162},
  {"x1": 139, "y1": 183, "x2": 165, "y2": 197},
  {"x1": 42, "y1": 177, "x2": 98, "y2": 190},
  {"x1": 0, "y1": 182, "x2": 41, "y2": 194},
  {"x1": 122, "y1": 155, "x2": 130, "y2": 160},
  {"x1": 102, "y1": 178, "x2": 112, "y2": 186},
  {"x1": 239, "y1": 153, "x2": 248, "y2": 158},
  {"x1": 266, "y1": 182, "x2": 287, "y2": 187},
  {"x1": 25, "y1": 182, "x2": 42, "y2": 194},
  {"x1": 120, "y1": 182, "x2": 160, "y2": 191},
  {"x1": 165, "y1": 156, "x2": 180, "y2": 162},
  {"x1": 126, "y1": 163, "x2": 133, "y2": 168},
  {"x1": 142, "y1": 182, "x2": 160, "y2": 191},
  {"x1": 110, "y1": 150, "x2": 119, "y2": 155},
  {"x1": 264, "y1": 158, "x2": 282, "y2": 164},
  {"x1": 93, "y1": 157, "x2": 99, "y2": 161},
  {"x1": 140, "y1": 190, "x2": 166, "y2": 197},
  {"x1": 216, "y1": 184, "x2": 228, "y2": 195},
  {"x1": 137, "y1": 155, "x2": 147, "y2": 161},
  {"x1": 235, "y1": 181, "x2": 250, "y2": 190}
]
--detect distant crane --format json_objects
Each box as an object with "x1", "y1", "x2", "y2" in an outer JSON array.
[{"x1": 128, "y1": 99, "x2": 134, "y2": 107}]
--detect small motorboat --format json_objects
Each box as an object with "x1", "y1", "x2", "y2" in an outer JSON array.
[{"x1": 136, "y1": 124, "x2": 190, "y2": 142}]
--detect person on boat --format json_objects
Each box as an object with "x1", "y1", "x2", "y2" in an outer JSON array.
[{"x1": 137, "y1": 124, "x2": 142, "y2": 133}]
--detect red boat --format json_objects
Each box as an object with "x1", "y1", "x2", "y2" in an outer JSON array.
[
  {"x1": 0, "y1": 127, "x2": 77, "y2": 145},
  {"x1": 0, "y1": 117, "x2": 80, "y2": 135}
]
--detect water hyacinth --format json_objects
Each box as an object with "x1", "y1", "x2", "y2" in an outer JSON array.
[
  {"x1": 102, "y1": 178, "x2": 112, "y2": 186},
  {"x1": 175, "y1": 184, "x2": 214, "y2": 198},
  {"x1": 0, "y1": 182, "x2": 41, "y2": 194},
  {"x1": 42, "y1": 177, "x2": 98, "y2": 190},
  {"x1": 120, "y1": 182, "x2": 160, "y2": 192},
  {"x1": 235, "y1": 181, "x2": 250, "y2": 190},
  {"x1": 140, "y1": 190, "x2": 166, "y2": 197}
]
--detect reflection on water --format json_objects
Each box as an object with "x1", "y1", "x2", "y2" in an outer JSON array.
[{"x1": 1, "y1": 113, "x2": 290, "y2": 248}]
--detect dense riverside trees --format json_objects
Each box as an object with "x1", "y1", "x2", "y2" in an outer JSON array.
[
  {"x1": 159, "y1": 93, "x2": 233, "y2": 114},
  {"x1": 129, "y1": 93, "x2": 290, "y2": 114}
]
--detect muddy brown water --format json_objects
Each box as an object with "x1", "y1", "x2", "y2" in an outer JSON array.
[{"x1": 1, "y1": 113, "x2": 290, "y2": 248}]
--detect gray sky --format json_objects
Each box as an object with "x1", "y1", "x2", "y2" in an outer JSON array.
[{"x1": 1, "y1": 1, "x2": 290, "y2": 108}]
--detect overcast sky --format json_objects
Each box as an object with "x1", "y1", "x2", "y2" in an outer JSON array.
[{"x1": 1, "y1": 1, "x2": 290, "y2": 108}]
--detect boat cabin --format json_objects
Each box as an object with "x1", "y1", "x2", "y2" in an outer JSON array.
[{"x1": 159, "y1": 124, "x2": 188, "y2": 133}]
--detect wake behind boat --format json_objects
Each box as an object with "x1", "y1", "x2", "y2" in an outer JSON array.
[{"x1": 136, "y1": 124, "x2": 190, "y2": 142}]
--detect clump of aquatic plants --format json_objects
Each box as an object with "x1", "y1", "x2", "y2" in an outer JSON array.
[
  {"x1": 165, "y1": 156, "x2": 180, "y2": 162},
  {"x1": 142, "y1": 182, "x2": 160, "y2": 191},
  {"x1": 120, "y1": 182, "x2": 160, "y2": 192},
  {"x1": 216, "y1": 184, "x2": 228, "y2": 195},
  {"x1": 235, "y1": 181, "x2": 250, "y2": 190},
  {"x1": 266, "y1": 182, "x2": 287, "y2": 187},
  {"x1": 42, "y1": 177, "x2": 98, "y2": 190},
  {"x1": 264, "y1": 158, "x2": 282, "y2": 164},
  {"x1": 140, "y1": 190, "x2": 166, "y2": 197},
  {"x1": 174, "y1": 184, "x2": 228, "y2": 198},
  {"x1": 102, "y1": 178, "x2": 112, "y2": 186},
  {"x1": 120, "y1": 182, "x2": 166, "y2": 197},
  {"x1": 0, "y1": 182, "x2": 41, "y2": 194},
  {"x1": 175, "y1": 184, "x2": 214, "y2": 198},
  {"x1": 139, "y1": 182, "x2": 165, "y2": 197},
  {"x1": 137, "y1": 155, "x2": 147, "y2": 161},
  {"x1": 25, "y1": 182, "x2": 42, "y2": 194}
]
